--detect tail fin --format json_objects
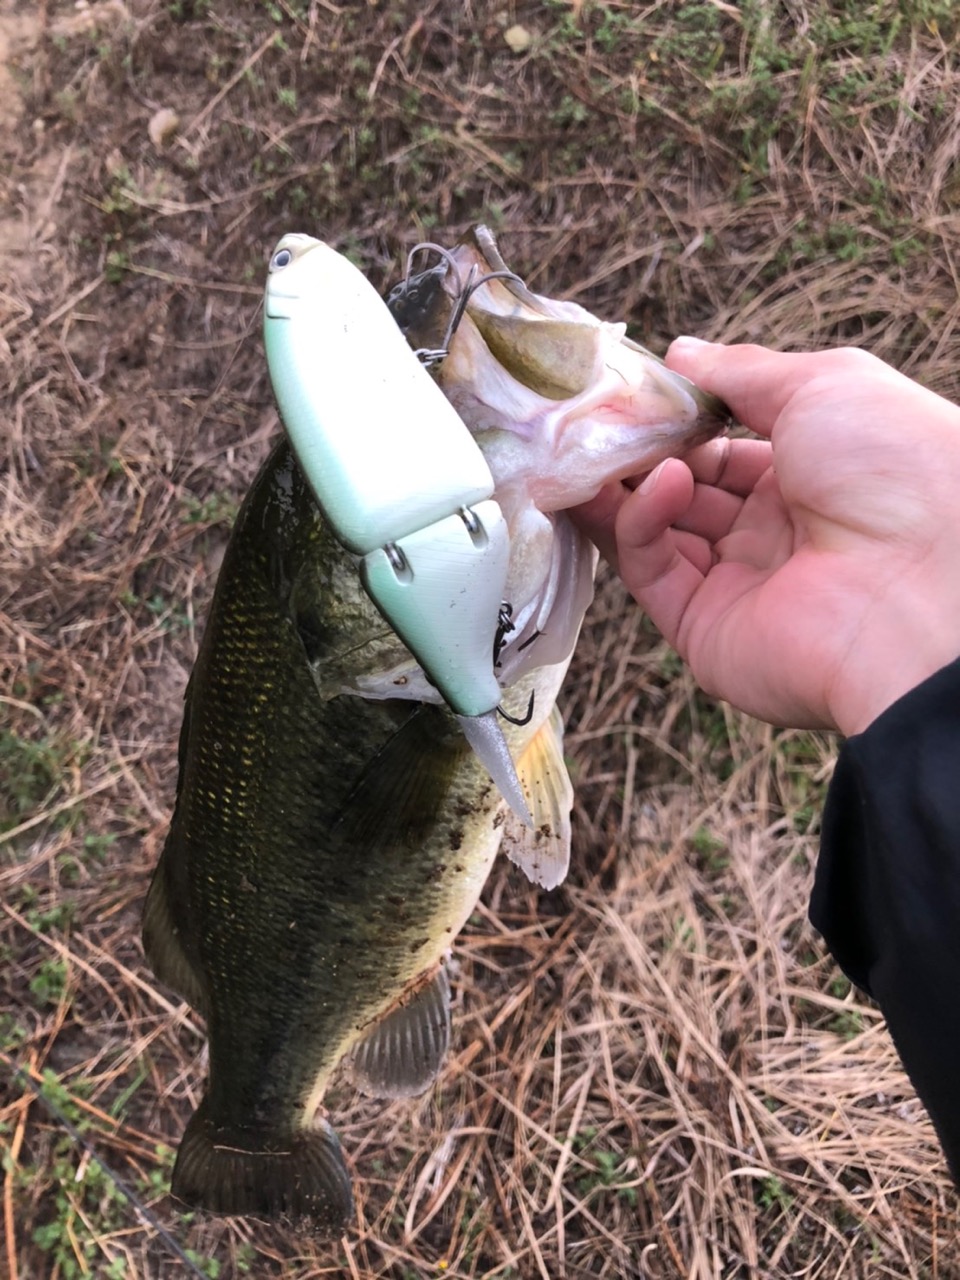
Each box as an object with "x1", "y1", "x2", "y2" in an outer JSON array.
[{"x1": 170, "y1": 1099, "x2": 353, "y2": 1234}]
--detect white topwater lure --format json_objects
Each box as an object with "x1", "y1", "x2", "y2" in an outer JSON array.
[{"x1": 263, "y1": 233, "x2": 532, "y2": 824}]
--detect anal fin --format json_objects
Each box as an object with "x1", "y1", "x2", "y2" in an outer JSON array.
[
  {"x1": 350, "y1": 964, "x2": 451, "y2": 1099},
  {"x1": 171, "y1": 1098, "x2": 353, "y2": 1235},
  {"x1": 502, "y1": 705, "x2": 573, "y2": 890}
]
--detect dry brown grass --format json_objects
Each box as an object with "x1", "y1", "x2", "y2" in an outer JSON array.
[{"x1": 3, "y1": 1, "x2": 960, "y2": 1276}]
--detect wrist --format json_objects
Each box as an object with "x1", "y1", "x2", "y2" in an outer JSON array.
[{"x1": 829, "y1": 626, "x2": 960, "y2": 738}]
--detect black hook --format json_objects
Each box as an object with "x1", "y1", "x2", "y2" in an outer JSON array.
[
  {"x1": 403, "y1": 242, "x2": 525, "y2": 368},
  {"x1": 497, "y1": 691, "x2": 535, "y2": 727}
]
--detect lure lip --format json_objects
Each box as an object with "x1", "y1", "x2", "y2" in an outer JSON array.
[{"x1": 456, "y1": 710, "x2": 533, "y2": 828}]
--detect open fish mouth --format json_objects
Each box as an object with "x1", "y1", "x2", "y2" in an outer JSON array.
[{"x1": 387, "y1": 225, "x2": 731, "y2": 513}]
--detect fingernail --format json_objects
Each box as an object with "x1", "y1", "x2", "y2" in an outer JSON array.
[
  {"x1": 638, "y1": 461, "x2": 665, "y2": 495},
  {"x1": 669, "y1": 335, "x2": 710, "y2": 353}
]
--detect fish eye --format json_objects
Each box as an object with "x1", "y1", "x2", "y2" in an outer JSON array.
[{"x1": 271, "y1": 247, "x2": 293, "y2": 271}]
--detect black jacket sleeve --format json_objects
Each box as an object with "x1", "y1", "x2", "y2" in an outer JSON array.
[{"x1": 811, "y1": 657, "x2": 960, "y2": 1183}]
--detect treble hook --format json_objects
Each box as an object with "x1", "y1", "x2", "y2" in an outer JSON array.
[
  {"x1": 493, "y1": 601, "x2": 515, "y2": 668},
  {"x1": 403, "y1": 241, "x2": 526, "y2": 368},
  {"x1": 404, "y1": 241, "x2": 465, "y2": 295}
]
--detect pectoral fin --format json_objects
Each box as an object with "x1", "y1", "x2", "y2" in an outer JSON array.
[
  {"x1": 332, "y1": 705, "x2": 465, "y2": 849},
  {"x1": 142, "y1": 851, "x2": 208, "y2": 1015},
  {"x1": 350, "y1": 965, "x2": 451, "y2": 1099},
  {"x1": 501, "y1": 705, "x2": 573, "y2": 890}
]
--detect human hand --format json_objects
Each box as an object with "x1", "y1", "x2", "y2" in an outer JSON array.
[{"x1": 571, "y1": 341, "x2": 960, "y2": 736}]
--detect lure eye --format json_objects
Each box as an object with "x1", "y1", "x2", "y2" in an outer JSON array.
[{"x1": 271, "y1": 247, "x2": 293, "y2": 271}]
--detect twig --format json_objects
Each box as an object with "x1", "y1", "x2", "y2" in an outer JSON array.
[
  {"x1": 182, "y1": 32, "x2": 279, "y2": 139},
  {"x1": 3, "y1": 1060, "x2": 33, "y2": 1280}
]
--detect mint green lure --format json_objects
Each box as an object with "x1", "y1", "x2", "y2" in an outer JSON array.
[{"x1": 263, "y1": 233, "x2": 532, "y2": 824}]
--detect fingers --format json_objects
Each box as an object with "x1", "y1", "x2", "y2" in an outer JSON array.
[
  {"x1": 665, "y1": 339, "x2": 889, "y2": 439},
  {"x1": 568, "y1": 481, "x2": 627, "y2": 570},
  {"x1": 671, "y1": 528, "x2": 717, "y2": 577},
  {"x1": 683, "y1": 436, "x2": 773, "y2": 495},
  {"x1": 572, "y1": 458, "x2": 729, "y2": 588},
  {"x1": 571, "y1": 456, "x2": 697, "y2": 564},
  {"x1": 675, "y1": 482, "x2": 744, "y2": 543},
  {"x1": 613, "y1": 439, "x2": 771, "y2": 544},
  {"x1": 613, "y1": 459, "x2": 705, "y2": 646}
]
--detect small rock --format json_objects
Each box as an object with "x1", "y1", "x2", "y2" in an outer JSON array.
[
  {"x1": 503, "y1": 24, "x2": 533, "y2": 54},
  {"x1": 148, "y1": 107, "x2": 180, "y2": 150},
  {"x1": 51, "y1": 0, "x2": 130, "y2": 38}
]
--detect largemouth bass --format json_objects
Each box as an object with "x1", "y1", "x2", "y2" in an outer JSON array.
[{"x1": 143, "y1": 228, "x2": 727, "y2": 1234}]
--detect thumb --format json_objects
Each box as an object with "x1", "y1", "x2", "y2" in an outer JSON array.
[{"x1": 664, "y1": 340, "x2": 836, "y2": 440}]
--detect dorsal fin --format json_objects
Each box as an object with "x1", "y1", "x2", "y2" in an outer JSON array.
[{"x1": 350, "y1": 965, "x2": 451, "y2": 1099}]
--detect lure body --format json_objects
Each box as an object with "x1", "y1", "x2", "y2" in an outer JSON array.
[{"x1": 263, "y1": 234, "x2": 529, "y2": 819}]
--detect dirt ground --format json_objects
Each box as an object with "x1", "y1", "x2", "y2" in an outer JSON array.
[{"x1": 3, "y1": 2, "x2": 960, "y2": 1277}]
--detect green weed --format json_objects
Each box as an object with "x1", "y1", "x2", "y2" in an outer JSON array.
[
  {"x1": 572, "y1": 1129, "x2": 638, "y2": 1206},
  {"x1": 29, "y1": 957, "x2": 69, "y2": 1008},
  {"x1": 0, "y1": 729, "x2": 89, "y2": 834},
  {"x1": 691, "y1": 826, "x2": 729, "y2": 872},
  {"x1": 551, "y1": 94, "x2": 590, "y2": 127},
  {"x1": 651, "y1": 4, "x2": 724, "y2": 74},
  {"x1": 181, "y1": 491, "x2": 239, "y2": 527},
  {"x1": 276, "y1": 85, "x2": 297, "y2": 112},
  {"x1": 101, "y1": 165, "x2": 141, "y2": 218},
  {"x1": 120, "y1": 589, "x2": 190, "y2": 632},
  {"x1": 17, "y1": 885, "x2": 75, "y2": 933},
  {"x1": 757, "y1": 1173, "x2": 794, "y2": 1212},
  {"x1": 105, "y1": 249, "x2": 131, "y2": 283},
  {"x1": 594, "y1": 6, "x2": 637, "y2": 53}
]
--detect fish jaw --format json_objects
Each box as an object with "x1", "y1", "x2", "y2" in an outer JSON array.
[
  {"x1": 466, "y1": 338, "x2": 727, "y2": 513},
  {"x1": 383, "y1": 224, "x2": 727, "y2": 687},
  {"x1": 412, "y1": 226, "x2": 730, "y2": 513},
  {"x1": 435, "y1": 301, "x2": 729, "y2": 516}
]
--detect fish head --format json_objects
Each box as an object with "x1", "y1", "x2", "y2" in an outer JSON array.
[
  {"x1": 387, "y1": 226, "x2": 730, "y2": 682},
  {"x1": 396, "y1": 225, "x2": 730, "y2": 514},
  {"x1": 384, "y1": 260, "x2": 450, "y2": 356}
]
